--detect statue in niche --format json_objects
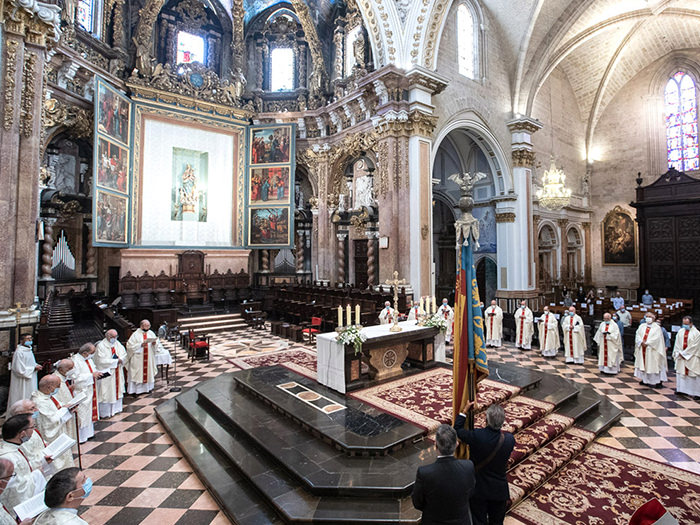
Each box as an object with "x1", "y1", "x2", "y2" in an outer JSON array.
[
  {"x1": 231, "y1": 67, "x2": 247, "y2": 99},
  {"x1": 133, "y1": 37, "x2": 154, "y2": 77},
  {"x1": 353, "y1": 159, "x2": 375, "y2": 209},
  {"x1": 297, "y1": 93, "x2": 307, "y2": 111},
  {"x1": 308, "y1": 56, "x2": 326, "y2": 98},
  {"x1": 353, "y1": 31, "x2": 366, "y2": 72}
]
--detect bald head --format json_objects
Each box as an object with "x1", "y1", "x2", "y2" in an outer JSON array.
[
  {"x1": 0, "y1": 458, "x2": 13, "y2": 478},
  {"x1": 140, "y1": 320, "x2": 151, "y2": 331},
  {"x1": 490, "y1": 300, "x2": 497, "y2": 306},
  {"x1": 39, "y1": 374, "x2": 61, "y2": 394},
  {"x1": 79, "y1": 343, "x2": 95, "y2": 356},
  {"x1": 57, "y1": 359, "x2": 74, "y2": 375},
  {"x1": 8, "y1": 399, "x2": 36, "y2": 417},
  {"x1": 568, "y1": 306, "x2": 576, "y2": 314},
  {"x1": 603, "y1": 313, "x2": 612, "y2": 321},
  {"x1": 105, "y1": 329, "x2": 118, "y2": 340}
]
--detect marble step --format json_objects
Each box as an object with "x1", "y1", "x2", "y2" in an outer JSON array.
[
  {"x1": 574, "y1": 394, "x2": 623, "y2": 436},
  {"x1": 196, "y1": 374, "x2": 436, "y2": 497},
  {"x1": 177, "y1": 313, "x2": 242, "y2": 323},
  {"x1": 524, "y1": 372, "x2": 582, "y2": 407},
  {"x1": 231, "y1": 366, "x2": 426, "y2": 456},
  {"x1": 155, "y1": 396, "x2": 284, "y2": 525},
  {"x1": 174, "y1": 387, "x2": 422, "y2": 524}
]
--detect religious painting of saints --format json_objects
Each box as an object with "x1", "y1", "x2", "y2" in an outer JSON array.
[
  {"x1": 248, "y1": 207, "x2": 290, "y2": 246},
  {"x1": 171, "y1": 147, "x2": 209, "y2": 222},
  {"x1": 96, "y1": 137, "x2": 129, "y2": 194},
  {"x1": 250, "y1": 126, "x2": 291, "y2": 164},
  {"x1": 602, "y1": 206, "x2": 637, "y2": 265},
  {"x1": 249, "y1": 166, "x2": 290, "y2": 204},
  {"x1": 96, "y1": 82, "x2": 130, "y2": 146},
  {"x1": 95, "y1": 190, "x2": 128, "y2": 244}
]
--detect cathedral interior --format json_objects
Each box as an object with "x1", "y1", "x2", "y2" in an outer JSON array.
[{"x1": 1, "y1": 0, "x2": 700, "y2": 523}]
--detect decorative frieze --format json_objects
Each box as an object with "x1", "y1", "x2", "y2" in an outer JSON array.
[{"x1": 495, "y1": 212, "x2": 516, "y2": 223}]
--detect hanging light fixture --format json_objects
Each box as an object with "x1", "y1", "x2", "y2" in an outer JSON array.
[{"x1": 537, "y1": 156, "x2": 572, "y2": 210}]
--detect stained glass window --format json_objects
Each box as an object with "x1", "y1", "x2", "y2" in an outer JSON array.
[
  {"x1": 270, "y1": 47, "x2": 294, "y2": 91},
  {"x1": 77, "y1": 0, "x2": 95, "y2": 33},
  {"x1": 177, "y1": 31, "x2": 206, "y2": 65},
  {"x1": 457, "y1": 4, "x2": 475, "y2": 78},
  {"x1": 665, "y1": 71, "x2": 699, "y2": 172}
]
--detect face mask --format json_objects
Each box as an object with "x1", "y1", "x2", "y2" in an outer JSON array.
[
  {"x1": 543, "y1": 310, "x2": 549, "y2": 314},
  {"x1": 684, "y1": 324, "x2": 691, "y2": 330},
  {"x1": 109, "y1": 338, "x2": 117, "y2": 345},
  {"x1": 645, "y1": 318, "x2": 652, "y2": 324},
  {"x1": 19, "y1": 433, "x2": 30, "y2": 444},
  {"x1": 32, "y1": 411, "x2": 39, "y2": 420},
  {"x1": 81, "y1": 478, "x2": 93, "y2": 499},
  {"x1": 66, "y1": 370, "x2": 77, "y2": 380},
  {"x1": 443, "y1": 302, "x2": 448, "y2": 306},
  {"x1": 51, "y1": 388, "x2": 59, "y2": 396},
  {"x1": 23, "y1": 341, "x2": 32, "y2": 348}
]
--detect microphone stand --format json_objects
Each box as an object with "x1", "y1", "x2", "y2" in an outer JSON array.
[{"x1": 169, "y1": 338, "x2": 181, "y2": 392}]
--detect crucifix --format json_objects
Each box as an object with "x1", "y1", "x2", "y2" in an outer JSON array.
[{"x1": 384, "y1": 271, "x2": 405, "y2": 332}]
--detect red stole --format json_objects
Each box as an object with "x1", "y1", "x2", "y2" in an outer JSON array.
[
  {"x1": 543, "y1": 314, "x2": 549, "y2": 347},
  {"x1": 50, "y1": 396, "x2": 61, "y2": 409},
  {"x1": 683, "y1": 329, "x2": 690, "y2": 375},
  {"x1": 112, "y1": 347, "x2": 121, "y2": 397},
  {"x1": 568, "y1": 317, "x2": 574, "y2": 357},
  {"x1": 489, "y1": 308, "x2": 494, "y2": 335},
  {"x1": 602, "y1": 322, "x2": 609, "y2": 366},
  {"x1": 85, "y1": 359, "x2": 99, "y2": 422},
  {"x1": 641, "y1": 325, "x2": 651, "y2": 368},
  {"x1": 518, "y1": 310, "x2": 525, "y2": 345},
  {"x1": 142, "y1": 332, "x2": 149, "y2": 383}
]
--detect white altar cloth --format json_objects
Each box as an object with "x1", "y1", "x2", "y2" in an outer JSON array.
[{"x1": 316, "y1": 320, "x2": 433, "y2": 394}]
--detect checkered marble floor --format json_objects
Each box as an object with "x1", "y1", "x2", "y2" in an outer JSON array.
[{"x1": 76, "y1": 327, "x2": 700, "y2": 524}]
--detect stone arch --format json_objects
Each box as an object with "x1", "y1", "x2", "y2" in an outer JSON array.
[{"x1": 537, "y1": 220, "x2": 560, "y2": 285}]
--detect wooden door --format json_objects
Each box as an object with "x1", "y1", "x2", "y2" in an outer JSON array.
[{"x1": 354, "y1": 240, "x2": 368, "y2": 289}]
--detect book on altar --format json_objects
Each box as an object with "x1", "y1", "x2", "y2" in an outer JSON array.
[
  {"x1": 64, "y1": 391, "x2": 87, "y2": 409},
  {"x1": 43, "y1": 433, "x2": 76, "y2": 459},
  {"x1": 14, "y1": 491, "x2": 48, "y2": 521}
]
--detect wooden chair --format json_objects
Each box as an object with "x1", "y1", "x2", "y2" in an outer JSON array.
[
  {"x1": 188, "y1": 329, "x2": 210, "y2": 361},
  {"x1": 300, "y1": 316, "x2": 323, "y2": 343}
]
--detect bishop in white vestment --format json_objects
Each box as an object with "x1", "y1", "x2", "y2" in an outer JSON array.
[
  {"x1": 94, "y1": 330, "x2": 127, "y2": 418},
  {"x1": 126, "y1": 320, "x2": 158, "y2": 395},
  {"x1": 437, "y1": 299, "x2": 454, "y2": 343},
  {"x1": 634, "y1": 314, "x2": 668, "y2": 387},
  {"x1": 8, "y1": 335, "x2": 42, "y2": 412},
  {"x1": 538, "y1": 308, "x2": 560, "y2": 357},
  {"x1": 673, "y1": 316, "x2": 700, "y2": 397},
  {"x1": 0, "y1": 459, "x2": 20, "y2": 525},
  {"x1": 31, "y1": 375, "x2": 75, "y2": 471},
  {"x1": 71, "y1": 344, "x2": 101, "y2": 443},
  {"x1": 407, "y1": 301, "x2": 421, "y2": 321},
  {"x1": 484, "y1": 301, "x2": 503, "y2": 347},
  {"x1": 0, "y1": 415, "x2": 43, "y2": 516},
  {"x1": 594, "y1": 313, "x2": 622, "y2": 374},
  {"x1": 6, "y1": 400, "x2": 51, "y2": 476},
  {"x1": 378, "y1": 302, "x2": 396, "y2": 325},
  {"x1": 562, "y1": 307, "x2": 586, "y2": 364},
  {"x1": 55, "y1": 360, "x2": 77, "y2": 443},
  {"x1": 514, "y1": 302, "x2": 534, "y2": 350}
]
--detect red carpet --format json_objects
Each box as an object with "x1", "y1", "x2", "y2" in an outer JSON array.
[
  {"x1": 349, "y1": 368, "x2": 521, "y2": 432},
  {"x1": 474, "y1": 396, "x2": 554, "y2": 434},
  {"x1": 509, "y1": 442, "x2": 700, "y2": 524},
  {"x1": 230, "y1": 348, "x2": 318, "y2": 380},
  {"x1": 507, "y1": 413, "x2": 574, "y2": 469}
]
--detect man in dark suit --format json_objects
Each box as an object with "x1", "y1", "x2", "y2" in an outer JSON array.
[
  {"x1": 454, "y1": 402, "x2": 515, "y2": 525},
  {"x1": 412, "y1": 424, "x2": 475, "y2": 524}
]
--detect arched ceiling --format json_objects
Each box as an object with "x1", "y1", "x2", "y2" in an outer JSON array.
[{"x1": 242, "y1": 0, "x2": 341, "y2": 25}]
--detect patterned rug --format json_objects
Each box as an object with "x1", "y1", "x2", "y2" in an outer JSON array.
[
  {"x1": 507, "y1": 413, "x2": 574, "y2": 469},
  {"x1": 348, "y1": 367, "x2": 521, "y2": 432},
  {"x1": 510, "y1": 442, "x2": 700, "y2": 524},
  {"x1": 229, "y1": 348, "x2": 318, "y2": 380},
  {"x1": 474, "y1": 396, "x2": 555, "y2": 434}
]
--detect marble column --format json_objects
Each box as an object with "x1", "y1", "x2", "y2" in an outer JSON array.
[
  {"x1": 0, "y1": 0, "x2": 60, "y2": 308},
  {"x1": 336, "y1": 232, "x2": 347, "y2": 284},
  {"x1": 260, "y1": 250, "x2": 270, "y2": 272},
  {"x1": 84, "y1": 222, "x2": 96, "y2": 277},
  {"x1": 582, "y1": 222, "x2": 592, "y2": 285},
  {"x1": 295, "y1": 229, "x2": 304, "y2": 274},
  {"x1": 365, "y1": 231, "x2": 378, "y2": 287},
  {"x1": 533, "y1": 214, "x2": 541, "y2": 290},
  {"x1": 558, "y1": 218, "x2": 569, "y2": 282},
  {"x1": 40, "y1": 218, "x2": 55, "y2": 280}
]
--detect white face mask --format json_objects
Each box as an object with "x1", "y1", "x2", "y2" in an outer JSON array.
[
  {"x1": 65, "y1": 370, "x2": 77, "y2": 380},
  {"x1": 109, "y1": 338, "x2": 117, "y2": 345},
  {"x1": 645, "y1": 317, "x2": 653, "y2": 324}
]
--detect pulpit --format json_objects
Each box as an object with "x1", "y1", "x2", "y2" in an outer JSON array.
[{"x1": 316, "y1": 321, "x2": 439, "y2": 393}]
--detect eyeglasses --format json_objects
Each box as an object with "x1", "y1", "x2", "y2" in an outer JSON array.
[{"x1": 0, "y1": 473, "x2": 16, "y2": 482}]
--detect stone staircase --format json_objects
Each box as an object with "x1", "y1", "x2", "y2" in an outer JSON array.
[
  {"x1": 155, "y1": 361, "x2": 622, "y2": 524},
  {"x1": 177, "y1": 313, "x2": 248, "y2": 334}
]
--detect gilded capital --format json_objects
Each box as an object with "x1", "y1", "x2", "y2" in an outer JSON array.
[
  {"x1": 2, "y1": 0, "x2": 61, "y2": 45},
  {"x1": 495, "y1": 212, "x2": 516, "y2": 223},
  {"x1": 512, "y1": 148, "x2": 535, "y2": 168}
]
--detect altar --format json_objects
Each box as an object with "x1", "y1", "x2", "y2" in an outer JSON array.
[{"x1": 316, "y1": 321, "x2": 441, "y2": 394}]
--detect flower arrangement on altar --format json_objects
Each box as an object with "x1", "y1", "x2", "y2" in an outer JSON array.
[
  {"x1": 422, "y1": 313, "x2": 448, "y2": 333},
  {"x1": 336, "y1": 324, "x2": 367, "y2": 355}
]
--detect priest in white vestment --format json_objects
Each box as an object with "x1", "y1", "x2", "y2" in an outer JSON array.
[
  {"x1": 634, "y1": 313, "x2": 668, "y2": 388},
  {"x1": 378, "y1": 302, "x2": 396, "y2": 325},
  {"x1": 6, "y1": 400, "x2": 51, "y2": 476},
  {"x1": 0, "y1": 459, "x2": 25, "y2": 525},
  {"x1": 437, "y1": 299, "x2": 454, "y2": 343},
  {"x1": 561, "y1": 307, "x2": 586, "y2": 364},
  {"x1": 673, "y1": 316, "x2": 700, "y2": 397},
  {"x1": 94, "y1": 329, "x2": 127, "y2": 418},
  {"x1": 538, "y1": 307, "x2": 560, "y2": 357},
  {"x1": 126, "y1": 320, "x2": 158, "y2": 395},
  {"x1": 0, "y1": 414, "x2": 44, "y2": 516},
  {"x1": 514, "y1": 301, "x2": 534, "y2": 350},
  {"x1": 55, "y1": 360, "x2": 77, "y2": 444},
  {"x1": 71, "y1": 344, "x2": 102, "y2": 443},
  {"x1": 33, "y1": 467, "x2": 90, "y2": 525},
  {"x1": 8, "y1": 335, "x2": 42, "y2": 413},
  {"x1": 484, "y1": 300, "x2": 503, "y2": 348},
  {"x1": 31, "y1": 375, "x2": 75, "y2": 472},
  {"x1": 407, "y1": 301, "x2": 421, "y2": 321},
  {"x1": 594, "y1": 313, "x2": 622, "y2": 374}
]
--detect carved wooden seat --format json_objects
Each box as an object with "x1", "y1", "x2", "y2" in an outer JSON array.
[
  {"x1": 137, "y1": 271, "x2": 156, "y2": 307},
  {"x1": 119, "y1": 271, "x2": 138, "y2": 309},
  {"x1": 154, "y1": 270, "x2": 173, "y2": 307}
]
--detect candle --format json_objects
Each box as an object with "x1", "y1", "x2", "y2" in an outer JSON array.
[
  {"x1": 338, "y1": 305, "x2": 343, "y2": 327},
  {"x1": 432, "y1": 296, "x2": 437, "y2": 314},
  {"x1": 419, "y1": 296, "x2": 424, "y2": 313},
  {"x1": 355, "y1": 304, "x2": 360, "y2": 325},
  {"x1": 346, "y1": 305, "x2": 352, "y2": 326}
]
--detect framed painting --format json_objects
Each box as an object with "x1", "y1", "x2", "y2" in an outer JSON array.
[
  {"x1": 250, "y1": 126, "x2": 291, "y2": 164},
  {"x1": 96, "y1": 81, "x2": 131, "y2": 146},
  {"x1": 171, "y1": 147, "x2": 209, "y2": 222},
  {"x1": 248, "y1": 207, "x2": 290, "y2": 246},
  {"x1": 96, "y1": 137, "x2": 129, "y2": 194},
  {"x1": 249, "y1": 166, "x2": 290, "y2": 205},
  {"x1": 602, "y1": 206, "x2": 637, "y2": 265},
  {"x1": 95, "y1": 190, "x2": 129, "y2": 245}
]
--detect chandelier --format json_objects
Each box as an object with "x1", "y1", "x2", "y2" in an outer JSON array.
[{"x1": 536, "y1": 157, "x2": 572, "y2": 210}]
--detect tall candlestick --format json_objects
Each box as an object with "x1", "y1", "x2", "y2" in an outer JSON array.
[
  {"x1": 338, "y1": 306, "x2": 343, "y2": 327},
  {"x1": 355, "y1": 304, "x2": 360, "y2": 325},
  {"x1": 346, "y1": 305, "x2": 351, "y2": 326}
]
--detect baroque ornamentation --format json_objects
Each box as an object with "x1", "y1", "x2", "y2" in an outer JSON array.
[
  {"x1": 132, "y1": 0, "x2": 167, "y2": 76},
  {"x1": 290, "y1": 0, "x2": 327, "y2": 96},
  {"x1": 230, "y1": 0, "x2": 244, "y2": 67},
  {"x1": 42, "y1": 97, "x2": 92, "y2": 139},
  {"x1": 350, "y1": 208, "x2": 370, "y2": 234},
  {"x1": 2, "y1": 0, "x2": 61, "y2": 45},
  {"x1": 512, "y1": 149, "x2": 536, "y2": 168},
  {"x1": 3, "y1": 39, "x2": 19, "y2": 131},
  {"x1": 21, "y1": 51, "x2": 37, "y2": 137},
  {"x1": 495, "y1": 213, "x2": 516, "y2": 223}
]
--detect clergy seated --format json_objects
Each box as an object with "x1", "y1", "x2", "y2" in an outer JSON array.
[{"x1": 33, "y1": 467, "x2": 90, "y2": 525}]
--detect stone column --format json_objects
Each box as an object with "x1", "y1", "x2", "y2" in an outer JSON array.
[
  {"x1": 582, "y1": 222, "x2": 592, "y2": 285},
  {"x1": 84, "y1": 222, "x2": 96, "y2": 277},
  {"x1": 336, "y1": 232, "x2": 347, "y2": 284},
  {"x1": 0, "y1": 0, "x2": 60, "y2": 309},
  {"x1": 40, "y1": 218, "x2": 55, "y2": 280},
  {"x1": 558, "y1": 218, "x2": 569, "y2": 282},
  {"x1": 366, "y1": 230, "x2": 377, "y2": 287},
  {"x1": 533, "y1": 214, "x2": 541, "y2": 289},
  {"x1": 112, "y1": 0, "x2": 127, "y2": 51},
  {"x1": 502, "y1": 117, "x2": 543, "y2": 296},
  {"x1": 260, "y1": 250, "x2": 270, "y2": 272},
  {"x1": 295, "y1": 229, "x2": 304, "y2": 274}
]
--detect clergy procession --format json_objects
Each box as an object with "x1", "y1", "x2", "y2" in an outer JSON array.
[{"x1": 1, "y1": 320, "x2": 170, "y2": 524}]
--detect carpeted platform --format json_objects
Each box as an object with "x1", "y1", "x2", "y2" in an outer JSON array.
[
  {"x1": 474, "y1": 396, "x2": 555, "y2": 434},
  {"x1": 228, "y1": 348, "x2": 318, "y2": 380},
  {"x1": 509, "y1": 442, "x2": 700, "y2": 524},
  {"x1": 507, "y1": 413, "x2": 575, "y2": 469},
  {"x1": 347, "y1": 367, "x2": 521, "y2": 432}
]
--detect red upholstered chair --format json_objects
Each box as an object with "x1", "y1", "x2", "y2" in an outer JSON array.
[
  {"x1": 301, "y1": 317, "x2": 322, "y2": 343},
  {"x1": 188, "y1": 329, "x2": 210, "y2": 362}
]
